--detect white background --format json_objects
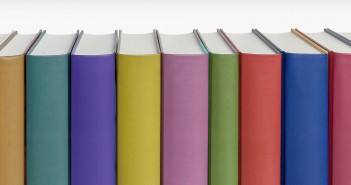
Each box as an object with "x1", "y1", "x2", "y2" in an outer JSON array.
[{"x1": 1, "y1": 0, "x2": 350, "y2": 34}]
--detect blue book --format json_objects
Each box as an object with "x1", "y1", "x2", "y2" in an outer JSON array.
[{"x1": 255, "y1": 29, "x2": 329, "y2": 185}]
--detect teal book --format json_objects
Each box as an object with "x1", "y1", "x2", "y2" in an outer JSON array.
[{"x1": 26, "y1": 31, "x2": 78, "y2": 185}]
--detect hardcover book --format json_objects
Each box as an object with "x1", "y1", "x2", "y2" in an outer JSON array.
[
  {"x1": 117, "y1": 30, "x2": 161, "y2": 185},
  {"x1": 296, "y1": 28, "x2": 351, "y2": 185},
  {"x1": 222, "y1": 29, "x2": 282, "y2": 185},
  {"x1": 0, "y1": 31, "x2": 39, "y2": 185},
  {"x1": 259, "y1": 29, "x2": 329, "y2": 185},
  {"x1": 159, "y1": 31, "x2": 208, "y2": 185},
  {"x1": 196, "y1": 29, "x2": 239, "y2": 185},
  {"x1": 26, "y1": 31, "x2": 78, "y2": 185},
  {"x1": 71, "y1": 31, "x2": 117, "y2": 185}
]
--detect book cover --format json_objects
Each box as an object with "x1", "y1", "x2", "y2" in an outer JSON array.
[
  {"x1": 0, "y1": 31, "x2": 39, "y2": 185},
  {"x1": 160, "y1": 32, "x2": 208, "y2": 185},
  {"x1": 70, "y1": 32, "x2": 116, "y2": 185},
  {"x1": 117, "y1": 31, "x2": 161, "y2": 185},
  {"x1": 259, "y1": 29, "x2": 329, "y2": 185},
  {"x1": 196, "y1": 30, "x2": 239, "y2": 185},
  {"x1": 26, "y1": 31, "x2": 78, "y2": 185}
]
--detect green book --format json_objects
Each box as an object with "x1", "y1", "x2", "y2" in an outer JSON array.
[
  {"x1": 197, "y1": 30, "x2": 239, "y2": 185},
  {"x1": 26, "y1": 31, "x2": 77, "y2": 185}
]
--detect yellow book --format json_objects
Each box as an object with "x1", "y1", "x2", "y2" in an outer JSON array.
[
  {"x1": 117, "y1": 31, "x2": 161, "y2": 185},
  {"x1": 0, "y1": 31, "x2": 38, "y2": 185}
]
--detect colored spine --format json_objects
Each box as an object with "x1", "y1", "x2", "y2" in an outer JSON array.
[
  {"x1": 71, "y1": 54, "x2": 116, "y2": 185},
  {"x1": 117, "y1": 54, "x2": 161, "y2": 185},
  {"x1": 240, "y1": 53, "x2": 282, "y2": 185},
  {"x1": 26, "y1": 55, "x2": 70, "y2": 185},
  {"x1": 209, "y1": 53, "x2": 239, "y2": 185},
  {"x1": 162, "y1": 54, "x2": 208, "y2": 185},
  {"x1": 0, "y1": 55, "x2": 25, "y2": 185},
  {"x1": 330, "y1": 53, "x2": 351, "y2": 185},
  {"x1": 283, "y1": 53, "x2": 328, "y2": 185}
]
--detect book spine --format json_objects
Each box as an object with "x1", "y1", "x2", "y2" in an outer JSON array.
[
  {"x1": 162, "y1": 54, "x2": 208, "y2": 185},
  {"x1": 331, "y1": 53, "x2": 351, "y2": 185},
  {"x1": 240, "y1": 53, "x2": 282, "y2": 185},
  {"x1": 26, "y1": 55, "x2": 69, "y2": 185},
  {"x1": 0, "y1": 56, "x2": 25, "y2": 185},
  {"x1": 117, "y1": 54, "x2": 161, "y2": 185},
  {"x1": 283, "y1": 53, "x2": 328, "y2": 185},
  {"x1": 209, "y1": 54, "x2": 239, "y2": 185},
  {"x1": 71, "y1": 54, "x2": 116, "y2": 185}
]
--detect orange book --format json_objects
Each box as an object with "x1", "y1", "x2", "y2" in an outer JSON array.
[{"x1": 0, "y1": 31, "x2": 39, "y2": 185}]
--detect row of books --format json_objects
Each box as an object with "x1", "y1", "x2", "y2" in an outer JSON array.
[{"x1": 0, "y1": 28, "x2": 350, "y2": 185}]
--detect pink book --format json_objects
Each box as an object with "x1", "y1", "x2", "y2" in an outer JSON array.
[{"x1": 158, "y1": 31, "x2": 208, "y2": 185}]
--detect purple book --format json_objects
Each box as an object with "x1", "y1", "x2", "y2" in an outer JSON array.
[{"x1": 71, "y1": 31, "x2": 117, "y2": 185}]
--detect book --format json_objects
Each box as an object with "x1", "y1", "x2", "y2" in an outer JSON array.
[
  {"x1": 221, "y1": 29, "x2": 282, "y2": 185},
  {"x1": 0, "y1": 31, "x2": 39, "y2": 185},
  {"x1": 159, "y1": 31, "x2": 208, "y2": 185},
  {"x1": 26, "y1": 31, "x2": 78, "y2": 185},
  {"x1": 117, "y1": 30, "x2": 161, "y2": 185},
  {"x1": 70, "y1": 31, "x2": 117, "y2": 185},
  {"x1": 258, "y1": 29, "x2": 329, "y2": 185},
  {"x1": 295, "y1": 28, "x2": 351, "y2": 185},
  {"x1": 196, "y1": 29, "x2": 239, "y2": 185}
]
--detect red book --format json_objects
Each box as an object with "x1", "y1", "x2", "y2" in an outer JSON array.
[{"x1": 221, "y1": 30, "x2": 282, "y2": 185}]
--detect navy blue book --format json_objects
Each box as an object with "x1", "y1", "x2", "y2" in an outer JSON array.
[{"x1": 254, "y1": 29, "x2": 329, "y2": 185}]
